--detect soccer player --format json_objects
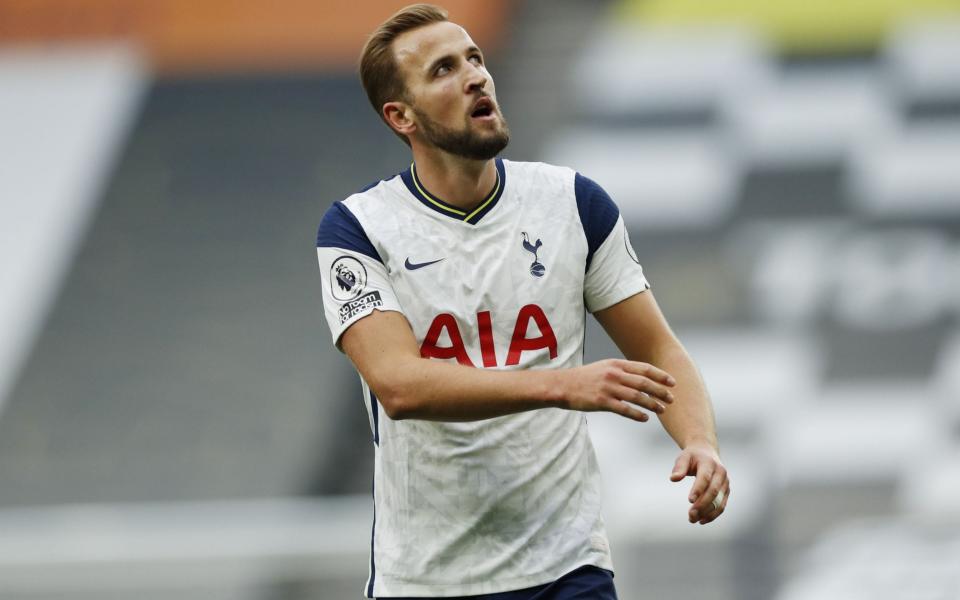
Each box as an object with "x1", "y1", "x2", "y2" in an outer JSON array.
[{"x1": 315, "y1": 4, "x2": 729, "y2": 598}]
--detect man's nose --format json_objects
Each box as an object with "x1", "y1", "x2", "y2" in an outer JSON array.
[{"x1": 465, "y1": 65, "x2": 487, "y2": 92}]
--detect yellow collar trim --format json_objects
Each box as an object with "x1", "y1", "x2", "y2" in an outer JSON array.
[{"x1": 411, "y1": 162, "x2": 501, "y2": 222}]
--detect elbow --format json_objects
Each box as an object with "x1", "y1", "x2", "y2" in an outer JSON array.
[
  {"x1": 363, "y1": 355, "x2": 427, "y2": 420},
  {"x1": 372, "y1": 381, "x2": 417, "y2": 420}
]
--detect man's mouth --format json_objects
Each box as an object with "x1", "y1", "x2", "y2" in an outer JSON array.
[{"x1": 470, "y1": 97, "x2": 496, "y2": 120}]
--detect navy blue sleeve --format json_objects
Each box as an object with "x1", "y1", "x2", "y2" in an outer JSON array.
[
  {"x1": 575, "y1": 173, "x2": 620, "y2": 272},
  {"x1": 315, "y1": 201, "x2": 383, "y2": 263}
]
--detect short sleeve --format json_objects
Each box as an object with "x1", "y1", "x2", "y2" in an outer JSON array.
[
  {"x1": 575, "y1": 173, "x2": 650, "y2": 313},
  {"x1": 316, "y1": 201, "x2": 404, "y2": 348}
]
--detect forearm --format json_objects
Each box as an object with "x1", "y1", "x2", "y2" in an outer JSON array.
[
  {"x1": 366, "y1": 355, "x2": 564, "y2": 421},
  {"x1": 593, "y1": 292, "x2": 719, "y2": 452},
  {"x1": 651, "y1": 342, "x2": 718, "y2": 451},
  {"x1": 343, "y1": 309, "x2": 673, "y2": 423}
]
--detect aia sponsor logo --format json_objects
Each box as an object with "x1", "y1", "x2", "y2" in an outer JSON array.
[{"x1": 419, "y1": 304, "x2": 557, "y2": 367}]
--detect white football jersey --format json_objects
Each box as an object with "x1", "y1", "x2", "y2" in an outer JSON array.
[{"x1": 316, "y1": 158, "x2": 649, "y2": 597}]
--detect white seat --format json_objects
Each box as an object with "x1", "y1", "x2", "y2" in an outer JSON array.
[
  {"x1": 829, "y1": 228, "x2": 951, "y2": 330},
  {"x1": 776, "y1": 519, "x2": 960, "y2": 600},
  {"x1": 766, "y1": 383, "x2": 947, "y2": 487},
  {"x1": 543, "y1": 129, "x2": 738, "y2": 231},
  {"x1": 721, "y1": 68, "x2": 897, "y2": 167},
  {"x1": 740, "y1": 221, "x2": 849, "y2": 327},
  {"x1": 678, "y1": 329, "x2": 824, "y2": 434},
  {"x1": 847, "y1": 123, "x2": 960, "y2": 219},
  {"x1": 897, "y1": 446, "x2": 960, "y2": 519},
  {"x1": 571, "y1": 24, "x2": 772, "y2": 117},
  {"x1": 885, "y1": 18, "x2": 960, "y2": 105}
]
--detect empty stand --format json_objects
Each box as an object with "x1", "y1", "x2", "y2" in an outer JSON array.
[{"x1": 2, "y1": 1, "x2": 960, "y2": 599}]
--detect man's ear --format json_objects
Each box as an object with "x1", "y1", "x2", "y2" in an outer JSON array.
[{"x1": 383, "y1": 102, "x2": 416, "y2": 138}]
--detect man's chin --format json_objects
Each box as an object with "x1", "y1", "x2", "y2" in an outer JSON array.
[
  {"x1": 419, "y1": 115, "x2": 510, "y2": 160},
  {"x1": 466, "y1": 133, "x2": 510, "y2": 161}
]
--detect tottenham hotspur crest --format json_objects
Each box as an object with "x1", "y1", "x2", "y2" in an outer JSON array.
[{"x1": 521, "y1": 232, "x2": 545, "y2": 277}]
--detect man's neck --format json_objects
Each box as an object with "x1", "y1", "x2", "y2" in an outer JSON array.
[{"x1": 410, "y1": 148, "x2": 497, "y2": 212}]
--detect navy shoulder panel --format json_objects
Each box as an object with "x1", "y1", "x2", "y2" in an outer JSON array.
[
  {"x1": 575, "y1": 173, "x2": 620, "y2": 271},
  {"x1": 315, "y1": 201, "x2": 383, "y2": 263}
]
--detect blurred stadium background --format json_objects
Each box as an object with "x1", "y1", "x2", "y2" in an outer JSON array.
[{"x1": 2, "y1": 0, "x2": 960, "y2": 598}]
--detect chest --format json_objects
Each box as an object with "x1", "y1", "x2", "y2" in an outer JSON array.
[{"x1": 394, "y1": 214, "x2": 583, "y2": 308}]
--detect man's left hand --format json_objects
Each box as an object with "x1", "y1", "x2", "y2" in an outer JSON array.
[{"x1": 669, "y1": 441, "x2": 729, "y2": 525}]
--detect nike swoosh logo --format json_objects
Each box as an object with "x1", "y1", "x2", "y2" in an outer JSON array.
[{"x1": 404, "y1": 257, "x2": 445, "y2": 270}]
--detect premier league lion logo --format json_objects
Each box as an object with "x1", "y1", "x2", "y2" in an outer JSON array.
[
  {"x1": 330, "y1": 256, "x2": 368, "y2": 301},
  {"x1": 335, "y1": 263, "x2": 357, "y2": 292}
]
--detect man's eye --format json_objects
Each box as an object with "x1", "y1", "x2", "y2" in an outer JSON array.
[
  {"x1": 469, "y1": 55, "x2": 482, "y2": 64},
  {"x1": 435, "y1": 64, "x2": 450, "y2": 76}
]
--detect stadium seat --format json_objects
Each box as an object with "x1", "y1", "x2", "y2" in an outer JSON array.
[
  {"x1": 721, "y1": 67, "x2": 897, "y2": 168},
  {"x1": 885, "y1": 19, "x2": 960, "y2": 109},
  {"x1": 742, "y1": 221, "x2": 849, "y2": 326},
  {"x1": 765, "y1": 383, "x2": 947, "y2": 487},
  {"x1": 847, "y1": 123, "x2": 960, "y2": 219},
  {"x1": 775, "y1": 519, "x2": 960, "y2": 600},
  {"x1": 543, "y1": 129, "x2": 738, "y2": 231},
  {"x1": 570, "y1": 25, "x2": 771, "y2": 119},
  {"x1": 679, "y1": 329, "x2": 823, "y2": 438},
  {"x1": 897, "y1": 447, "x2": 960, "y2": 518},
  {"x1": 828, "y1": 228, "x2": 952, "y2": 330}
]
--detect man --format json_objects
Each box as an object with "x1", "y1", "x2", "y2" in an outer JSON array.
[{"x1": 315, "y1": 4, "x2": 729, "y2": 598}]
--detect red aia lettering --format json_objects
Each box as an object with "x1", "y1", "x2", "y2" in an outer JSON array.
[
  {"x1": 419, "y1": 313, "x2": 474, "y2": 366},
  {"x1": 419, "y1": 305, "x2": 557, "y2": 367},
  {"x1": 506, "y1": 304, "x2": 558, "y2": 365},
  {"x1": 477, "y1": 311, "x2": 498, "y2": 368}
]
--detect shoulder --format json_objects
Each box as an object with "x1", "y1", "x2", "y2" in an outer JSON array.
[
  {"x1": 502, "y1": 159, "x2": 576, "y2": 187},
  {"x1": 572, "y1": 171, "x2": 620, "y2": 256},
  {"x1": 504, "y1": 159, "x2": 619, "y2": 240},
  {"x1": 315, "y1": 176, "x2": 400, "y2": 262}
]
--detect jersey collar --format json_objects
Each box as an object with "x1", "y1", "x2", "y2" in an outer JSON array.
[{"x1": 400, "y1": 158, "x2": 506, "y2": 225}]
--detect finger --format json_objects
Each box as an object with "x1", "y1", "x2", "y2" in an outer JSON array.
[
  {"x1": 686, "y1": 466, "x2": 714, "y2": 522},
  {"x1": 618, "y1": 373, "x2": 675, "y2": 403},
  {"x1": 670, "y1": 452, "x2": 691, "y2": 482},
  {"x1": 698, "y1": 484, "x2": 730, "y2": 525},
  {"x1": 692, "y1": 465, "x2": 727, "y2": 515},
  {"x1": 604, "y1": 398, "x2": 650, "y2": 423},
  {"x1": 613, "y1": 385, "x2": 666, "y2": 414},
  {"x1": 618, "y1": 361, "x2": 675, "y2": 387}
]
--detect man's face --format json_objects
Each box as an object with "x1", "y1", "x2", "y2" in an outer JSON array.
[{"x1": 392, "y1": 21, "x2": 510, "y2": 160}]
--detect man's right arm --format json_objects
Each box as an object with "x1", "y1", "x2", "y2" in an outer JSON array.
[{"x1": 341, "y1": 308, "x2": 676, "y2": 422}]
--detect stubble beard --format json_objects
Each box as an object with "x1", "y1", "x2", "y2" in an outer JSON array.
[{"x1": 413, "y1": 105, "x2": 511, "y2": 161}]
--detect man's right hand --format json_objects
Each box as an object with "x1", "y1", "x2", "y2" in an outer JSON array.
[{"x1": 557, "y1": 359, "x2": 676, "y2": 422}]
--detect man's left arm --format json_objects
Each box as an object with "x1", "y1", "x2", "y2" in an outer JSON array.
[{"x1": 594, "y1": 290, "x2": 730, "y2": 525}]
